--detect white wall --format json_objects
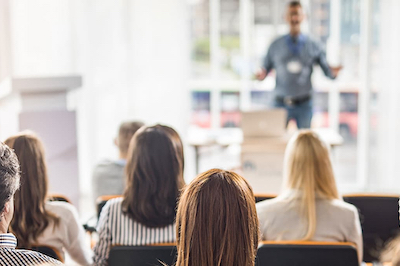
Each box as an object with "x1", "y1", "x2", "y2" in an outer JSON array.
[
  {"x1": 10, "y1": 0, "x2": 75, "y2": 76},
  {"x1": 71, "y1": 0, "x2": 190, "y2": 211},
  {"x1": 128, "y1": 0, "x2": 190, "y2": 134},
  {"x1": 0, "y1": 0, "x2": 190, "y2": 213},
  {"x1": 374, "y1": 0, "x2": 400, "y2": 192}
]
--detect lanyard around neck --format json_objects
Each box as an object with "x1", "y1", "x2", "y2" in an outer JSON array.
[{"x1": 285, "y1": 34, "x2": 306, "y2": 55}]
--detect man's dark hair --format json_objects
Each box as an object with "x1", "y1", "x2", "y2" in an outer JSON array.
[
  {"x1": 118, "y1": 121, "x2": 145, "y2": 154},
  {"x1": 0, "y1": 142, "x2": 20, "y2": 215},
  {"x1": 289, "y1": 1, "x2": 302, "y2": 8}
]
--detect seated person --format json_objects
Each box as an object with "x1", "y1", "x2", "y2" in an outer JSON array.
[
  {"x1": 0, "y1": 141, "x2": 61, "y2": 265},
  {"x1": 5, "y1": 132, "x2": 93, "y2": 265},
  {"x1": 175, "y1": 169, "x2": 259, "y2": 266},
  {"x1": 257, "y1": 130, "x2": 363, "y2": 263},
  {"x1": 93, "y1": 124, "x2": 185, "y2": 266},
  {"x1": 92, "y1": 121, "x2": 144, "y2": 201}
]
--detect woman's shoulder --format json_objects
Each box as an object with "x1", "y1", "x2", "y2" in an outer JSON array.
[
  {"x1": 102, "y1": 197, "x2": 124, "y2": 210},
  {"x1": 98, "y1": 197, "x2": 124, "y2": 218},
  {"x1": 45, "y1": 201, "x2": 79, "y2": 221},
  {"x1": 256, "y1": 197, "x2": 288, "y2": 214},
  {"x1": 322, "y1": 199, "x2": 359, "y2": 217}
]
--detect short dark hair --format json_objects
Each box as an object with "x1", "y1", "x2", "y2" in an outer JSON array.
[
  {"x1": 0, "y1": 142, "x2": 20, "y2": 215},
  {"x1": 289, "y1": 1, "x2": 302, "y2": 8},
  {"x1": 122, "y1": 125, "x2": 185, "y2": 228},
  {"x1": 118, "y1": 121, "x2": 145, "y2": 154}
]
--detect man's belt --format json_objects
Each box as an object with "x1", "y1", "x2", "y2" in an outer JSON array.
[{"x1": 276, "y1": 94, "x2": 311, "y2": 106}]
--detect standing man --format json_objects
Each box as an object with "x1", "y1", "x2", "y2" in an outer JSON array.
[{"x1": 256, "y1": 1, "x2": 341, "y2": 128}]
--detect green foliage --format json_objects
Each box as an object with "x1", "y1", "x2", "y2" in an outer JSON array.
[{"x1": 192, "y1": 35, "x2": 240, "y2": 62}]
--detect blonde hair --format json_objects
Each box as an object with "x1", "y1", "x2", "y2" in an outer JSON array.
[
  {"x1": 282, "y1": 130, "x2": 340, "y2": 240},
  {"x1": 381, "y1": 235, "x2": 400, "y2": 266},
  {"x1": 175, "y1": 169, "x2": 259, "y2": 266}
]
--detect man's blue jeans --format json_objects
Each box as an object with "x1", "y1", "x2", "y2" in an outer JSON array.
[{"x1": 273, "y1": 98, "x2": 313, "y2": 129}]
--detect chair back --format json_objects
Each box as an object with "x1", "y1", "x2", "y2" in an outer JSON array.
[
  {"x1": 48, "y1": 193, "x2": 72, "y2": 203},
  {"x1": 254, "y1": 194, "x2": 277, "y2": 203},
  {"x1": 108, "y1": 244, "x2": 177, "y2": 266},
  {"x1": 256, "y1": 241, "x2": 359, "y2": 266},
  {"x1": 343, "y1": 194, "x2": 400, "y2": 262},
  {"x1": 31, "y1": 245, "x2": 63, "y2": 262},
  {"x1": 96, "y1": 195, "x2": 121, "y2": 219}
]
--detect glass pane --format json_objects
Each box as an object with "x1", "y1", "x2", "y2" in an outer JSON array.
[
  {"x1": 221, "y1": 91, "x2": 240, "y2": 127},
  {"x1": 191, "y1": 91, "x2": 211, "y2": 128},
  {"x1": 334, "y1": 92, "x2": 358, "y2": 185},
  {"x1": 368, "y1": 0, "x2": 380, "y2": 186},
  {"x1": 312, "y1": 91, "x2": 329, "y2": 128},
  {"x1": 309, "y1": 0, "x2": 331, "y2": 43},
  {"x1": 253, "y1": 0, "x2": 287, "y2": 68},
  {"x1": 309, "y1": 0, "x2": 361, "y2": 187},
  {"x1": 189, "y1": 0, "x2": 211, "y2": 79},
  {"x1": 220, "y1": 0, "x2": 241, "y2": 80},
  {"x1": 250, "y1": 90, "x2": 273, "y2": 110}
]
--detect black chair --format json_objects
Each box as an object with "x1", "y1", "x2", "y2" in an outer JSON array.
[
  {"x1": 108, "y1": 245, "x2": 177, "y2": 266},
  {"x1": 256, "y1": 241, "x2": 359, "y2": 266},
  {"x1": 31, "y1": 245, "x2": 63, "y2": 262},
  {"x1": 343, "y1": 194, "x2": 400, "y2": 262},
  {"x1": 48, "y1": 193, "x2": 71, "y2": 203},
  {"x1": 254, "y1": 194, "x2": 277, "y2": 203}
]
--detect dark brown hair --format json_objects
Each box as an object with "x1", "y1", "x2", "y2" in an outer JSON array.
[
  {"x1": 5, "y1": 133, "x2": 59, "y2": 248},
  {"x1": 0, "y1": 142, "x2": 20, "y2": 217},
  {"x1": 118, "y1": 121, "x2": 145, "y2": 155},
  {"x1": 122, "y1": 125, "x2": 185, "y2": 227},
  {"x1": 176, "y1": 169, "x2": 259, "y2": 266},
  {"x1": 289, "y1": 1, "x2": 302, "y2": 8}
]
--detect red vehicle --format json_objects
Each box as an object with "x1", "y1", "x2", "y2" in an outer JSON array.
[{"x1": 314, "y1": 91, "x2": 377, "y2": 140}]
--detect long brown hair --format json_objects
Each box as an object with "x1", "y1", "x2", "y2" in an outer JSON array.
[
  {"x1": 5, "y1": 132, "x2": 59, "y2": 248},
  {"x1": 122, "y1": 125, "x2": 185, "y2": 227},
  {"x1": 176, "y1": 169, "x2": 259, "y2": 266},
  {"x1": 282, "y1": 130, "x2": 340, "y2": 240}
]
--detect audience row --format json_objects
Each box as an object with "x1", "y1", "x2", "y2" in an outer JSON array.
[{"x1": 0, "y1": 122, "x2": 396, "y2": 265}]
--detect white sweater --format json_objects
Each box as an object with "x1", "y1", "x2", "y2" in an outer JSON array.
[
  {"x1": 256, "y1": 195, "x2": 363, "y2": 263},
  {"x1": 33, "y1": 201, "x2": 93, "y2": 265}
]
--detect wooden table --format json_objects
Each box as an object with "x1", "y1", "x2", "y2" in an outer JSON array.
[{"x1": 188, "y1": 128, "x2": 344, "y2": 175}]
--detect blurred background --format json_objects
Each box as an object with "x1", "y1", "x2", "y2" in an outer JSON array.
[{"x1": 0, "y1": 0, "x2": 399, "y2": 214}]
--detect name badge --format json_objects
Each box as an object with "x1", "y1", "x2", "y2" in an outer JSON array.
[{"x1": 287, "y1": 60, "x2": 302, "y2": 74}]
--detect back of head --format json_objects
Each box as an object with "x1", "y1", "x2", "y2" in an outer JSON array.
[
  {"x1": 5, "y1": 132, "x2": 59, "y2": 248},
  {"x1": 0, "y1": 142, "x2": 20, "y2": 217},
  {"x1": 176, "y1": 169, "x2": 259, "y2": 266},
  {"x1": 289, "y1": 1, "x2": 302, "y2": 8},
  {"x1": 122, "y1": 125, "x2": 185, "y2": 227},
  {"x1": 117, "y1": 121, "x2": 145, "y2": 155},
  {"x1": 283, "y1": 130, "x2": 339, "y2": 240}
]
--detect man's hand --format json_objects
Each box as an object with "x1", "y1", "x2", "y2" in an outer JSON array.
[
  {"x1": 330, "y1": 65, "x2": 343, "y2": 78},
  {"x1": 255, "y1": 68, "x2": 267, "y2": 81}
]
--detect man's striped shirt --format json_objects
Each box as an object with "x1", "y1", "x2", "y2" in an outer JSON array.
[{"x1": 0, "y1": 233, "x2": 61, "y2": 265}]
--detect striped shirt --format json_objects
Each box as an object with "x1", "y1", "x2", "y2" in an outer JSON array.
[
  {"x1": 0, "y1": 233, "x2": 61, "y2": 266},
  {"x1": 93, "y1": 197, "x2": 175, "y2": 266}
]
